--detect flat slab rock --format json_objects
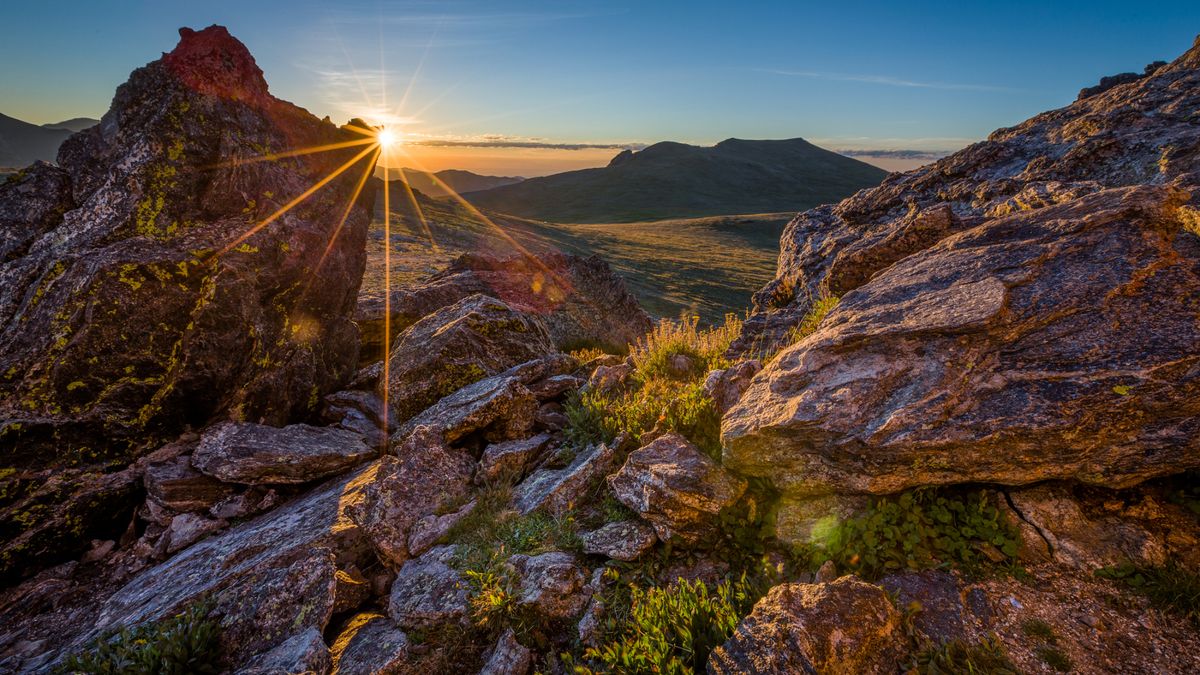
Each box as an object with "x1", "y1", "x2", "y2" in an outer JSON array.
[
  {"x1": 48, "y1": 462, "x2": 382, "y2": 667},
  {"x1": 192, "y1": 421, "x2": 374, "y2": 485},
  {"x1": 580, "y1": 520, "x2": 658, "y2": 561},
  {"x1": 513, "y1": 441, "x2": 617, "y2": 516}
]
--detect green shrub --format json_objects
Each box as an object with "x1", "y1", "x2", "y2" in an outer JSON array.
[
  {"x1": 908, "y1": 635, "x2": 1019, "y2": 674},
  {"x1": 802, "y1": 489, "x2": 1021, "y2": 580},
  {"x1": 1096, "y1": 561, "x2": 1200, "y2": 625},
  {"x1": 60, "y1": 603, "x2": 220, "y2": 675},
  {"x1": 567, "y1": 572, "x2": 762, "y2": 674},
  {"x1": 786, "y1": 295, "x2": 839, "y2": 345},
  {"x1": 465, "y1": 568, "x2": 518, "y2": 629},
  {"x1": 629, "y1": 314, "x2": 740, "y2": 380}
]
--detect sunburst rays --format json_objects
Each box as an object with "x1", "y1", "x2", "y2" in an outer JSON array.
[{"x1": 212, "y1": 25, "x2": 572, "y2": 442}]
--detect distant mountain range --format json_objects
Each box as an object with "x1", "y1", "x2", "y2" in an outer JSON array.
[
  {"x1": 0, "y1": 114, "x2": 97, "y2": 168},
  {"x1": 41, "y1": 117, "x2": 99, "y2": 133},
  {"x1": 463, "y1": 138, "x2": 888, "y2": 223},
  {"x1": 375, "y1": 167, "x2": 524, "y2": 198}
]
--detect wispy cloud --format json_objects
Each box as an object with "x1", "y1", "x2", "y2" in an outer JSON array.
[
  {"x1": 836, "y1": 149, "x2": 951, "y2": 160},
  {"x1": 760, "y1": 69, "x2": 1013, "y2": 92},
  {"x1": 406, "y1": 134, "x2": 646, "y2": 151}
]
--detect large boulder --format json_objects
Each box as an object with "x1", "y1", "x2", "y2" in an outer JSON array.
[
  {"x1": 734, "y1": 36, "x2": 1200, "y2": 357},
  {"x1": 192, "y1": 422, "x2": 374, "y2": 485},
  {"x1": 724, "y1": 186, "x2": 1200, "y2": 497},
  {"x1": 707, "y1": 577, "x2": 903, "y2": 674},
  {"x1": 346, "y1": 425, "x2": 475, "y2": 567},
  {"x1": 608, "y1": 433, "x2": 746, "y2": 544},
  {"x1": 0, "y1": 26, "x2": 376, "y2": 581},
  {"x1": 381, "y1": 294, "x2": 555, "y2": 422},
  {"x1": 357, "y1": 252, "x2": 652, "y2": 361}
]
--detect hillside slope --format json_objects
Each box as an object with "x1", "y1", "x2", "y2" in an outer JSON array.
[
  {"x1": 0, "y1": 113, "x2": 71, "y2": 167},
  {"x1": 361, "y1": 179, "x2": 787, "y2": 323},
  {"x1": 464, "y1": 137, "x2": 887, "y2": 223},
  {"x1": 377, "y1": 167, "x2": 524, "y2": 197}
]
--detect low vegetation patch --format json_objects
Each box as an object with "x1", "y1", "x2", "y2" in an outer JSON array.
[
  {"x1": 445, "y1": 480, "x2": 582, "y2": 574},
  {"x1": 565, "y1": 570, "x2": 764, "y2": 674},
  {"x1": 1096, "y1": 561, "x2": 1200, "y2": 626},
  {"x1": 1021, "y1": 618, "x2": 1072, "y2": 671},
  {"x1": 59, "y1": 602, "x2": 220, "y2": 675},
  {"x1": 564, "y1": 314, "x2": 738, "y2": 458},
  {"x1": 907, "y1": 635, "x2": 1019, "y2": 675},
  {"x1": 799, "y1": 489, "x2": 1022, "y2": 580}
]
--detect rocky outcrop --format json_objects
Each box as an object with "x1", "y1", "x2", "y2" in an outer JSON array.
[
  {"x1": 480, "y1": 628, "x2": 532, "y2": 675},
  {"x1": 239, "y1": 628, "x2": 331, "y2": 675},
  {"x1": 725, "y1": 186, "x2": 1200, "y2": 497},
  {"x1": 356, "y1": 252, "x2": 652, "y2": 361},
  {"x1": 346, "y1": 426, "x2": 474, "y2": 567},
  {"x1": 192, "y1": 422, "x2": 374, "y2": 485},
  {"x1": 702, "y1": 360, "x2": 761, "y2": 414},
  {"x1": 396, "y1": 370, "x2": 537, "y2": 446},
  {"x1": 504, "y1": 551, "x2": 591, "y2": 621},
  {"x1": 608, "y1": 433, "x2": 746, "y2": 543},
  {"x1": 381, "y1": 294, "x2": 555, "y2": 422},
  {"x1": 0, "y1": 25, "x2": 376, "y2": 581},
  {"x1": 708, "y1": 577, "x2": 903, "y2": 674},
  {"x1": 476, "y1": 433, "x2": 553, "y2": 484},
  {"x1": 735, "y1": 37, "x2": 1200, "y2": 357},
  {"x1": 0, "y1": 162, "x2": 73, "y2": 263},
  {"x1": 144, "y1": 453, "x2": 234, "y2": 511},
  {"x1": 725, "y1": 35, "x2": 1200, "y2": 501}
]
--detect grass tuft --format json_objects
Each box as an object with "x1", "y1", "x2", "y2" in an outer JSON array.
[
  {"x1": 59, "y1": 602, "x2": 220, "y2": 675},
  {"x1": 786, "y1": 295, "x2": 839, "y2": 346},
  {"x1": 564, "y1": 314, "x2": 737, "y2": 458},
  {"x1": 908, "y1": 635, "x2": 1019, "y2": 674},
  {"x1": 1095, "y1": 561, "x2": 1200, "y2": 626}
]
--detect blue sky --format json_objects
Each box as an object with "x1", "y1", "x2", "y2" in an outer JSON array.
[{"x1": 3, "y1": 1, "x2": 1199, "y2": 172}]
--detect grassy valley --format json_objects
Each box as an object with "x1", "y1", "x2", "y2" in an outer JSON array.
[{"x1": 362, "y1": 180, "x2": 789, "y2": 323}]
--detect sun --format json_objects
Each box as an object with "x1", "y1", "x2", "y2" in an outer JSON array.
[{"x1": 376, "y1": 128, "x2": 400, "y2": 149}]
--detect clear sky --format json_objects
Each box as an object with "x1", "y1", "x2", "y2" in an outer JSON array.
[{"x1": 3, "y1": 1, "x2": 1199, "y2": 175}]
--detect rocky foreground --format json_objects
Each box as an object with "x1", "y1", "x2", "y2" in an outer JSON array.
[{"x1": 1, "y1": 24, "x2": 1199, "y2": 675}]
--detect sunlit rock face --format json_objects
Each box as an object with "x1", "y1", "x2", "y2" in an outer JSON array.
[
  {"x1": 0, "y1": 25, "x2": 376, "y2": 582},
  {"x1": 734, "y1": 35, "x2": 1200, "y2": 357},
  {"x1": 724, "y1": 36, "x2": 1200, "y2": 502}
]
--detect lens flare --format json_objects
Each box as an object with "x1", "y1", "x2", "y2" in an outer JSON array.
[{"x1": 377, "y1": 128, "x2": 399, "y2": 148}]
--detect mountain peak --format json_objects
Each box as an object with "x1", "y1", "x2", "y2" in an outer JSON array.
[{"x1": 162, "y1": 25, "x2": 270, "y2": 106}]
